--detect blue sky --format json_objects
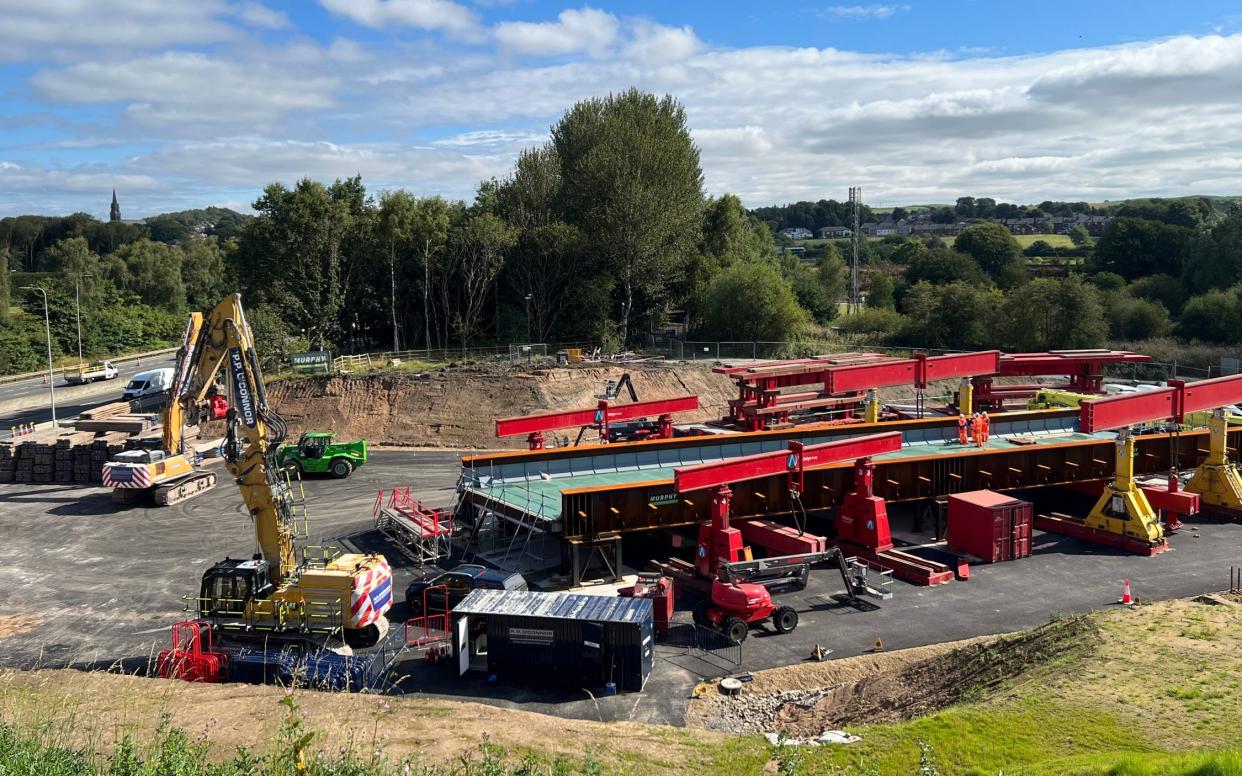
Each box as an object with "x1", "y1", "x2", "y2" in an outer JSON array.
[{"x1": 2, "y1": 1, "x2": 1242, "y2": 217}]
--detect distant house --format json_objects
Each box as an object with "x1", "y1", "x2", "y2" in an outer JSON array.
[
  {"x1": 862, "y1": 220, "x2": 904, "y2": 237},
  {"x1": 816, "y1": 226, "x2": 852, "y2": 238},
  {"x1": 1055, "y1": 214, "x2": 1111, "y2": 237},
  {"x1": 779, "y1": 227, "x2": 814, "y2": 239}
]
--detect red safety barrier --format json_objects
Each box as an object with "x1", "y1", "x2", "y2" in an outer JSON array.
[{"x1": 156, "y1": 621, "x2": 227, "y2": 683}]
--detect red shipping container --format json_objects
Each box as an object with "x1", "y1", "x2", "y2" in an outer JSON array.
[{"x1": 946, "y1": 490, "x2": 1032, "y2": 563}]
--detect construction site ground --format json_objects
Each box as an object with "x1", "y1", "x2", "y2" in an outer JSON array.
[{"x1": 2, "y1": 448, "x2": 1241, "y2": 733}]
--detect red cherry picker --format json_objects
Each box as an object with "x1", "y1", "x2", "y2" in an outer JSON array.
[{"x1": 669, "y1": 432, "x2": 902, "y2": 642}]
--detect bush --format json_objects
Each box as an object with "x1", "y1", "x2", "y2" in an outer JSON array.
[
  {"x1": 1176, "y1": 289, "x2": 1242, "y2": 344},
  {"x1": 702, "y1": 260, "x2": 810, "y2": 341},
  {"x1": 1108, "y1": 297, "x2": 1170, "y2": 340},
  {"x1": 1127, "y1": 273, "x2": 1188, "y2": 314},
  {"x1": 837, "y1": 307, "x2": 907, "y2": 339}
]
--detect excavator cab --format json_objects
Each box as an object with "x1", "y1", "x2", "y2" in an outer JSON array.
[{"x1": 198, "y1": 557, "x2": 273, "y2": 620}]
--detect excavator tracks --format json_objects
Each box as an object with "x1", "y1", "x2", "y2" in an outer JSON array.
[{"x1": 154, "y1": 471, "x2": 218, "y2": 506}]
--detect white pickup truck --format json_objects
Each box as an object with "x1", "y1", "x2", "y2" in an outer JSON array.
[{"x1": 64, "y1": 360, "x2": 118, "y2": 385}]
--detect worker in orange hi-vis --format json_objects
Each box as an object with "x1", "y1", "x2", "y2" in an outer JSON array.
[
  {"x1": 957, "y1": 414, "x2": 968, "y2": 445},
  {"x1": 972, "y1": 412, "x2": 984, "y2": 448},
  {"x1": 981, "y1": 411, "x2": 991, "y2": 447}
]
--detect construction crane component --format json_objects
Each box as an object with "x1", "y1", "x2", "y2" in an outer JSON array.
[
  {"x1": 671, "y1": 432, "x2": 901, "y2": 581},
  {"x1": 102, "y1": 313, "x2": 219, "y2": 506},
  {"x1": 179, "y1": 295, "x2": 392, "y2": 648},
  {"x1": 697, "y1": 548, "x2": 890, "y2": 643},
  {"x1": 495, "y1": 395, "x2": 699, "y2": 450},
  {"x1": 1079, "y1": 373, "x2": 1242, "y2": 523}
]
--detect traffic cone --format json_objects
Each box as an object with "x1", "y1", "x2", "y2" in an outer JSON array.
[
  {"x1": 873, "y1": 637, "x2": 885, "y2": 652},
  {"x1": 1119, "y1": 579, "x2": 1134, "y2": 605},
  {"x1": 810, "y1": 644, "x2": 831, "y2": 661}
]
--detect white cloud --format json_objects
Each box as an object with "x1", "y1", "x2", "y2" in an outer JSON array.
[
  {"x1": 230, "y1": 1, "x2": 291, "y2": 29},
  {"x1": 11, "y1": 19, "x2": 1242, "y2": 215},
  {"x1": 819, "y1": 4, "x2": 910, "y2": 20},
  {"x1": 623, "y1": 19, "x2": 701, "y2": 64},
  {"x1": 318, "y1": 0, "x2": 481, "y2": 38},
  {"x1": 30, "y1": 52, "x2": 337, "y2": 127},
  {"x1": 0, "y1": 0, "x2": 237, "y2": 60},
  {"x1": 495, "y1": 7, "x2": 619, "y2": 56}
]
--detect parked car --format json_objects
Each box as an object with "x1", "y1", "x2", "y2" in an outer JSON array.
[
  {"x1": 122, "y1": 367, "x2": 173, "y2": 400},
  {"x1": 405, "y1": 564, "x2": 528, "y2": 616},
  {"x1": 65, "y1": 361, "x2": 118, "y2": 385}
]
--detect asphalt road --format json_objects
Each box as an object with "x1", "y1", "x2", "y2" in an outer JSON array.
[
  {"x1": 1, "y1": 449, "x2": 1239, "y2": 727},
  {"x1": 0, "y1": 354, "x2": 177, "y2": 426}
]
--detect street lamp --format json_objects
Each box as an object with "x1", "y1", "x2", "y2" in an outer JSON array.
[
  {"x1": 73, "y1": 272, "x2": 93, "y2": 364},
  {"x1": 19, "y1": 286, "x2": 56, "y2": 427},
  {"x1": 524, "y1": 293, "x2": 533, "y2": 344}
]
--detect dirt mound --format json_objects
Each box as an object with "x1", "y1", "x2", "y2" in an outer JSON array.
[
  {"x1": 777, "y1": 616, "x2": 1098, "y2": 736},
  {"x1": 692, "y1": 616, "x2": 1098, "y2": 735},
  {"x1": 267, "y1": 362, "x2": 738, "y2": 448}
]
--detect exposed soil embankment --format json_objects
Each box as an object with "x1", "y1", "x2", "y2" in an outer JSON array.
[
  {"x1": 267, "y1": 362, "x2": 739, "y2": 448},
  {"x1": 691, "y1": 615, "x2": 1099, "y2": 735}
]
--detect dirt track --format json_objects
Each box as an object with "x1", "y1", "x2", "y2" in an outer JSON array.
[{"x1": 266, "y1": 362, "x2": 739, "y2": 448}]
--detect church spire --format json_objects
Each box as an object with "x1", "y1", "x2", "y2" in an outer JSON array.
[{"x1": 110, "y1": 189, "x2": 121, "y2": 222}]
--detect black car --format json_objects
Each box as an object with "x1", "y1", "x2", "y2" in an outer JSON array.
[{"x1": 405, "y1": 564, "x2": 528, "y2": 616}]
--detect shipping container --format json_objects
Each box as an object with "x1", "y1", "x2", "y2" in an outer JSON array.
[
  {"x1": 451, "y1": 589, "x2": 654, "y2": 692},
  {"x1": 946, "y1": 490, "x2": 1033, "y2": 563}
]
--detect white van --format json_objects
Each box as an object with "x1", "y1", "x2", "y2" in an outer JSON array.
[{"x1": 122, "y1": 367, "x2": 174, "y2": 400}]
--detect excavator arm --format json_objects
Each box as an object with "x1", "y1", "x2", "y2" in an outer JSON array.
[{"x1": 176, "y1": 294, "x2": 296, "y2": 580}]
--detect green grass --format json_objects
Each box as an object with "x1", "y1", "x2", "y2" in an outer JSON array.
[{"x1": 1014, "y1": 233, "x2": 1076, "y2": 248}]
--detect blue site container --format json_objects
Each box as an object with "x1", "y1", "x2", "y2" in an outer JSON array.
[{"x1": 451, "y1": 590, "x2": 654, "y2": 692}]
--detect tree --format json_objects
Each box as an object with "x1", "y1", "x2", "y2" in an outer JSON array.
[
  {"x1": 837, "y1": 308, "x2": 906, "y2": 340},
  {"x1": 114, "y1": 238, "x2": 187, "y2": 313},
  {"x1": 974, "y1": 197, "x2": 997, "y2": 219},
  {"x1": 1067, "y1": 225, "x2": 1091, "y2": 247},
  {"x1": 890, "y1": 207, "x2": 908, "y2": 222},
  {"x1": 1176, "y1": 289, "x2": 1242, "y2": 344},
  {"x1": 1089, "y1": 272, "x2": 1127, "y2": 292},
  {"x1": 448, "y1": 212, "x2": 516, "y2": 350},
  {"x1": 905, "y1": 249, "x2": 987, "y2": 286},
  {"x1": 955, "y1": 197, "x2": 976, "y2": 218},
  {"x1": 508, "y1": 221, "x2": 586, "y2": 341},
  {"x1": 1127, "y1": 273, "x2": 1187, "y2": 315},
  {"x1": 411, "y1": 197, "x2": 453, "y2": 349},
  {"x1": 781, "y1": 255, "x2": 836, "y2": 324},
  {"x1": 552, "y1": 89, "x2": 705, "y2": 343},
  {"x1": 236, "y1": 178, "x2": 355, "y2": 349},
  {"x1": 0, "y1": 246, "x2": 8, "y2": 322},
  {"x1": 1093, "y1": 217, "x2": 1194, "y2": 280},
  {"x1": 180, "y1": 238, "x2": 230, "y2": 310},
  {"x1": 377, "y1": 190, "x2": 420, "y2": 351},
  {"x1": 867, "y1": 273, "x2": 895, "y2": 309},
  {"x1": 954, "y1": 222, "x2": 1025, "y2": 287},
  {"x1": 701, "y1": 194, "x2": 771, "y2": 266},
  {"x1": 1107, "y1": 296, "x2": 1170, "y2": 340},
  {"x1": 42, "y1": 235, "x2": 97, "y2": 275},
  {"x1": 1023, "y1": 240, "x2": 1055, "y2": 258},
  {"x1": 1183, "y1": 206, "x2": 1242, "y2": 294},
  {"x1": 998, "y1": 276, "x2": 1108, "y2": 351},
  {"x1": 701, "y1": 261, "x2": 808, "y2": 341},
  {"x1": 899, "y1": 281, "x2": 1001, "y2": 349}
]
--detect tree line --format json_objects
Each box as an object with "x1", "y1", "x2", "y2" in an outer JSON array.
[{"x1": 4, "y1": 88, "x2": 1242, "y2": 378}]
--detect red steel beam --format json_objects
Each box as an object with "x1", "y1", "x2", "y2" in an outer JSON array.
[
  {"x1": 999, "y1": 350, "x2": 1150, "y2": 377},
  {"x1": 826, "y1": 359, "x2": 917, "y2": 394},
  {"x1": 1181, "y1": 373, "x2": 1242, "y2": 415},
  {"x1": 920, "y1": 351, "x2": 1001, "y2": 386},
  {"x1": 496, "y1": 395, "x2": 699, "y2": 438},
  {"x1": 1079, "y1": 388, "x2": 1178, "y2": 432},
  {"x1": 674, "y1": 431, "x2": 902, "y2": 493}
]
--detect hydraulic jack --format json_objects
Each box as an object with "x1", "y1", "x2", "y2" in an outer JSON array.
[{"x1": 1186, "y1": 409, "x2": 1242, "y2": 519}]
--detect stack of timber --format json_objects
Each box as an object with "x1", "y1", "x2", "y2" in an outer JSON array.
[{"x1": 0, "y1": 396, "x2": 168, "y2": 485}]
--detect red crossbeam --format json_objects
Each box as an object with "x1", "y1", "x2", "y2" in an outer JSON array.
[
  {"x1": 1080, "y1": 388, "x2": 1178, "y2": 432},
  {"x1": 921, "y1": 351, "x2": 1002, "y2": 386},
  {"x1": 674, "y1": 431, "x2": 902, "y2": 493},
  {"x1": 1000, "y1": 350, "x2": 1151, "y2": 377},
  {"x1": 495, "y1": 395, "x2": 699, "y2": 437},
  {"x1": 1081, "y1": 374, "x2": 1242, "y2": 432},
  {"x1": 1180, "y1": 373, "x2": 1242, "y2": 415}
]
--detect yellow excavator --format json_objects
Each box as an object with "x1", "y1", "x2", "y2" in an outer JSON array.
[
  {"x1": 159, "y1": 294, "x2": 393, "y2": 648},
  {"x1": 103, "y1": 314, "x2": 219, "y2": 505}
]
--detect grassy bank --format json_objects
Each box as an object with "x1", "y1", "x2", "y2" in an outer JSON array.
[{"x1": 4, "y1": 596, "x2": 1242, "y2": 774}]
